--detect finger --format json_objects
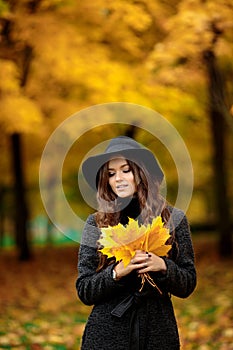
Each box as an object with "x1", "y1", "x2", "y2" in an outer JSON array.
[
  {"x1": 131, "y1": 260, "x2": 149, "y2": 271},
  {"x1": 140, "y1": 261, "x2": 149, "y2": 269},
  {"x1": 134, "y1": 250, "x2": 148, "y2": 257},
  {"x1": 137, "y1": 264, "x2": 149, "y2": 274},
  {"x1": 130, "y1": 256, "x2": 148, "y2": 265},
  {"x1": 131, "y1": 255, "x2": 145, "y2": 263}
]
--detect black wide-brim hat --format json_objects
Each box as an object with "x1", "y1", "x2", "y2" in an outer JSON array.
[{"x1": 82, "y1": 136, "x2": 164, "y2": 190}]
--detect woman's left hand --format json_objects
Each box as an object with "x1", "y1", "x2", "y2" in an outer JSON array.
[{"x1": 132, "y1": 250, "x2": 167, "y2": 275}]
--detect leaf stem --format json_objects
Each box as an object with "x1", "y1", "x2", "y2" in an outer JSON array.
[{"x1": 139, "y1": 273, "x2": 162, "y2": 295}]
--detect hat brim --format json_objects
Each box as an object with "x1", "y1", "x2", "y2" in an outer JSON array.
[{"x1": 82, "y1": 148, "x2": 164, "y2": 190}]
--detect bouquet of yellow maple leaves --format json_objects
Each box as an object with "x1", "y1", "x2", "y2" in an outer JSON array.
[{"x1": 98, "y1": 216, "x2": 171, "y2": 294}]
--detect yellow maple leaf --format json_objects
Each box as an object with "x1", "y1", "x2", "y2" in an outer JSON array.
[
  {"x1": 98, "y1": 216, "x2": 171, "y2": 267},
  {"x1": 142, "y1": 216, "x2": 171, "y2": 256},
  {"x1": 99, "y1": 218, "x2": 147, "y2": 267}
]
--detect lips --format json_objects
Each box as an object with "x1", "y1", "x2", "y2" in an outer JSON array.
[{"x1": 116, "y1": 184, "x2": 128, "y2": 190}]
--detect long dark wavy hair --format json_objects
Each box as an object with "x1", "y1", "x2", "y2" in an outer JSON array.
[{"x1": 95, "y1": 157, "x2": 177, "y2": 271}]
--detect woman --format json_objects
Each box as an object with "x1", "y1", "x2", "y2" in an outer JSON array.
[{"x1": 76, "y1": 136, "x2": 196, "y2": 350}]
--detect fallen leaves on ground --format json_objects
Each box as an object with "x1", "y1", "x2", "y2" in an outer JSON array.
[
  {"x1": 174, "y1": 235, "x2": 233, "y2": 350},
  {"x1": 0, "y1": 246, "x2": 91, "y2": 350},
  {"x1": 0, "y1": 235, "x2": 232, "y2": 349}
]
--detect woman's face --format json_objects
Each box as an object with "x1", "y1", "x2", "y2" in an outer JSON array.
[{"x1": 108, "y1": 157, "x2": 136, "y2": 198}]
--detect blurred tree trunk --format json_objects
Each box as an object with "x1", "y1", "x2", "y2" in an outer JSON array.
[
  {"x1": 0, "y1": 187, "x2": 4, "y2": 247},
  {"x1": 203, "y1": 49, "x2": 232, "y2": 257},
  {"x1": 125, "y1": 124, "x2": 137, "y2": 139},
  {"x1": 1, "y1": 13, "x2": 34, "y2": 259},
  {"x1": 12, "y1": 45, "x2": 33, "y2": 260},
  {"x1": 11, "y1": 133, "x2": 31, "y2": 260}
]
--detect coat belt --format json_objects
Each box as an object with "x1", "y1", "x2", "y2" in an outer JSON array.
[{"x1": 111, "y1": 291, "x2": 149, "y2": 350}]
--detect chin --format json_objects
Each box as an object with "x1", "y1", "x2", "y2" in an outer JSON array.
[{"x1": 117, "y1": 193, "x2": 133, "y2": 198}]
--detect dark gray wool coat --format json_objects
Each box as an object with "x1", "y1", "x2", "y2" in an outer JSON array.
[{"x1": 76, "y1": 207, "x2": 196, "y2": 350}]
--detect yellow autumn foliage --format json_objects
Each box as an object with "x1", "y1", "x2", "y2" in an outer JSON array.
[
  {"x1": 0, "y1": 60, "x2": 20, "y2": 95},
  {"x1": 0, "y1": 96, "x2": 43, "y2": 134}
]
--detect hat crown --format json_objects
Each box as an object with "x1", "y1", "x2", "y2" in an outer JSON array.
[
  {"x1": 82, "y1": 136, "x2": 164, "y2": 190},
  {"x1": 105, "y1": 136, "x2": 142, "y2": 154}
]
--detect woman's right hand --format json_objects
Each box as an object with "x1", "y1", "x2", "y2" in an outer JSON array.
[{"x1": 113, "y1": 250, "x2": 150, "y2": 280}]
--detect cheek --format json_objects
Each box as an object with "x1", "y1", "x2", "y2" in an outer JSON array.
[{"x1": 129, "y1": 176, "x2": 136, "y2": 190}]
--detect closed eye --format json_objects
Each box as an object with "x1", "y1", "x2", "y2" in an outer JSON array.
[
  {"x1": 123, "y1": 168, "x2": 131, "y2": 173},
  {"x1": 108, "y1": 164, "x2": 131, "y2": 177},
  {"x1": 108, "y1": 172, "x2": 115, "y2": 177}
]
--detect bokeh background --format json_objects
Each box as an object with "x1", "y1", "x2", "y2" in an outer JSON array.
[{"x1": 0, "y1": 1, "x2": 232, "y2": 349}]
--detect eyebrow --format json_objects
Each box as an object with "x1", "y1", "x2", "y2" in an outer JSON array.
[{"x1": 108, "y1": 163, "x2": 129, "y2": 170}]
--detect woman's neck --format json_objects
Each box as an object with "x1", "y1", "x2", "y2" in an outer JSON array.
[{"x1": 118, "y1": 196, "x2": 141, "y2": 225}]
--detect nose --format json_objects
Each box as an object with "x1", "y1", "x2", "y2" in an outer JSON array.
[{"x1": 115, "y1": 171, "x2": 123, "y2": 181}]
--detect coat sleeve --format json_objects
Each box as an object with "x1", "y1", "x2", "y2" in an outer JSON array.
[
  {"x1": 76, "y1": 214, "x2": 127, "y2": 306},
  {"x1": 153, "y1": 209, "x2": 197, "y2": 298}
]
